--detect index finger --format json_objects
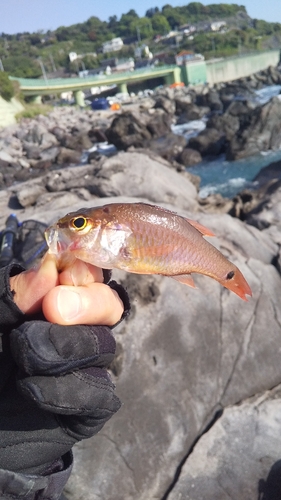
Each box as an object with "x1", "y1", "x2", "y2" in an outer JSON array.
[{"x1": 59, "y1": 259, "x2": 104, "y2": 286}]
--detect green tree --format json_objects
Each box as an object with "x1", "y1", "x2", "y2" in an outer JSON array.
[
  {"x1": 161, "y1": 5, "x2": 183, "y2": 29},
  {"x1": 145, "y1": 7, "x2": 160, "y2": 18},
  {"x1": 2, "y1": 56, "x2": 41, "y2": 78},
  {"x1": 0, "y1": 71, "x2": 15, "y2": 101},
  {"x1": 131, "y1": 17, "x2": 153, "y2": 39},
  {"x1": 117, "y1": 10, "x2": 140, "y2": 37},
  {"x1": 151, "y1": 14, "x2": 171, "y2": 35}
]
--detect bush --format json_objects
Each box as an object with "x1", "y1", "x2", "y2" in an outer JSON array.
[
  {"x1": 15, "y1": 103, "x2": 53, "y2": 120},
  {"x1": 0, "y1": 72, "x2": 15, "y2": 101}
]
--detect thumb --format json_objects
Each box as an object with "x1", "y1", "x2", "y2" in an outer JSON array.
[{"x1": 42, "y1": 282, "x2": 124, "y2": 326}]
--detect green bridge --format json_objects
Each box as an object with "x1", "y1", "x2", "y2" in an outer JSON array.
[
  {"x1": 8, "y1": 49, "x2": 281, "y2": 108},
  {"x1": 10, "y1": 65, "x2": 185, "y2": 106}
]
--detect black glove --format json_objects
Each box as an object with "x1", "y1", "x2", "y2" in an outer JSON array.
[{"x1": 0, "y1": 320, "x2": 121, "y2": 476}]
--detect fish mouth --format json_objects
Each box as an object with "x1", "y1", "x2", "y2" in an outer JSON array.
[{"x1": 45, "y1": 225, "x2": 69, "y2": 254}]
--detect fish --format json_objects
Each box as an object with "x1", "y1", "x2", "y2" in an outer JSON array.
[{"x1": 45, "y1": 202, "x2": 252, "y2": 301}]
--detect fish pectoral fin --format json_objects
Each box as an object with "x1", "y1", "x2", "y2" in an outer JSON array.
[
  {"x1": 185, "y1": 218, "x2": 215, "y2": 237},
  {"x1": 171, "y1": 274, "x2": 196, "y2": 288}
]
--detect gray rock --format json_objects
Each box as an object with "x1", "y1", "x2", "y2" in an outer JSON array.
[
  {"x1": 227, "y1": 97, "x2": 281, "y2": 160},
  {"x1": 39, "y1": 146, "x2": 60, "y2": 163},
  {"x1": 153, "y1": 95, "x2": 176, "y2": 115},
  {"x1": 168, "y1": 391, "x2": 281, "y2": 500},
  {"x1": 16, "y1": 184, "x2": 46, "y2": 208},
  {"x1": 148, "y1": 133, "x2": 187, "y2": 163},
  {"x1": 64, "y1": 207, "x2": 281, "y2": 500},
  {"x1": 0, "y1": 151, "x2": 15, "y2": 164},
  {"x1": 61, "y1": 133, "x2": 93, "y2": 151},
  {"x1": 92, "y1": 152, "x2": 198, "y2": 211},
  {"x1": 177, "y1": 147, "x2": 202, "y2": 167},
  {"x1": 105, "y1": 111, "x2": 153, "y2": 150},
  {"x1": 56, "y1": 147, "x2": 82, "y2": 165},
  {"x1": 188, "y1": 128, "x2": 226, "y2": 156},
  {"x1": 45, "y1": 151, "x2": 198, "y2": 212}
]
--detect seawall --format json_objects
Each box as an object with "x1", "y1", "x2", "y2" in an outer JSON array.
[
  {"x1": 206, "y1": 50, "x2": 280, "y2": 85},
  {"x1": 0, "y1": 96, "x2": 24, "y2": 128}
]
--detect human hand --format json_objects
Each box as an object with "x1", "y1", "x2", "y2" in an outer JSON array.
[
  {"x1": 0, "y1": 253, "x2": 129, "y2": 478},
  {"x1": 0, "y1": 318, "x2": 121, "y2": 475},
  {"x1": 10, "y1": 252, "x2": 124, "y2": 325}
]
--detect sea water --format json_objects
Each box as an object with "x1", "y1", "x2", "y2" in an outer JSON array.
[
  {"x1": 172, "y1": 84, "x2": 281, "y2": 199},
  {"x1": 188, "y1": 149, "x2": 281, "y2": 198}
]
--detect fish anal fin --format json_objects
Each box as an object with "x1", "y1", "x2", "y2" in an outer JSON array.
[
  {"x1": 185, "y1": 218, "x2": 215, "y2": 237},
  {"x1": 171, "y1": 274, "x2": 196, "y2": 288}
]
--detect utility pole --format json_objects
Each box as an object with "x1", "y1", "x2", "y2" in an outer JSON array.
[
  {"x1": 0, "y1": 59, "x2": 4, "y2": 71},
  {"x1": 136, "y1": 26, "x2": 141, "y2": 44},
  {"x1": 212, "y1": 38, "x2": 216, "y2": 56},
  {"x1": 238, "y1": 36, "x2": 242, "y2": 56},
  {"x1": 49, "y1": 54, "x2": 57, "y2": 72},
  {"x1": 38, "y1": 58, "x2": 48, "y2": 84}
]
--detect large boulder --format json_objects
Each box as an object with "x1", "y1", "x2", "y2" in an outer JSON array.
[
  {"x1": 168, "y1": 392, "x2": 281, "y2": 500},
  {"x1": 177, "y1": 147, "x2": 203, "y2": 167},
  {"x1": 188, "y1": 128, "x2": 226, "y2": 156},
  {"x1": 227, "y1": 97, "x2": 281, "y2": 160},
  {"x1": 147, "y1": 133, "x2": 187, "y2": 163},
  {"x1": 105, "y1": 111, "x2": 171, "y2": 151},
  {"x1": 61, "y1": 205, "x2": 281, "y2": 500},
  {"x1": 3, "y1": 151, "x2": 199, "y2": 214},
  {"x1": 153, "y1": 95, "x2": 176, "y2": 115},
  {"x1": 0, "y1": 163, "x2": 280, "y2": 500},
  {"x1": 105, "y1": 111, "x2": 152, "y2": 150}
]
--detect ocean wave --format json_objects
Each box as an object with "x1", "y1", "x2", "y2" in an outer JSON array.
[
  {"x1": 199, "y1": 177, "x2": 249, "y2": 199},
  {"x1": 172, "y1": 119, "x2": 206, "y2": 140}
]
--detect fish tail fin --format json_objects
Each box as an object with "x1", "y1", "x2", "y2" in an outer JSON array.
[
  {"x1": 219, "y1": 267, "x2": 252, "y2": 301},
  {"x1": 171, "y1": 274, "x2": 196, "y2": 288}
]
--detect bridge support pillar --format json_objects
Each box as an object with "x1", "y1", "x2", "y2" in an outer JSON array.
[
  {"x1": 164, "y1": 67, "x2": 182, "y2": 86},
  {"x1": 30, "y1": 95, "x2": 42, "y2": 104},
  {"x1": 74, "y1": 90, "x2": 85, "y2": 107},
  {"x1": 117, "y1": 83, "x2": 128, "y2": 94}
]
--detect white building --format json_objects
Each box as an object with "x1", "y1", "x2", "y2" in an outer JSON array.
[
  {"x1": 69, "y1": 52, "x2": 78, "y2": 62},
  {"x1": 134, "y1": 44, "x2": 153, "y2": 59},
  {"x1": 102, "y1": 38, "x2": 123, "y2": 54},
  {"x1": 211, "y1": 21, "x2": 226, "y2": 32}
]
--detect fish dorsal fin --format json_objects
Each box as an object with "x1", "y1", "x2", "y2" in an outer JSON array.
[
  {"x1": 185, "y1": 218, "x2": 215, "y2": 237},
  {"x1": 171, "y1": 274, "x2": 196, "y2": 288}
]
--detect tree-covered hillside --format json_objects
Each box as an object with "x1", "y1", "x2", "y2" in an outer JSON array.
[{"x1": 0, "y1": 2, "x2": 280, "y2": 78}]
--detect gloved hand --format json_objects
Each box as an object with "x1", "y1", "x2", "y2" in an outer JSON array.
[{"x1": 0, "y1": 319, "x2": 121, "y2": 475}]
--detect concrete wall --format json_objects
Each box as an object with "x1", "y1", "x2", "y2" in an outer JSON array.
[
  {"x1": 206, "y1": 50, "x2": 281, "y2": 85},
  {"x1": 0, "y1": 97, "x2": 24, "y2": 128},
  {"x1": 181, "y1": 60, "x2": 207, "y2": 85}
]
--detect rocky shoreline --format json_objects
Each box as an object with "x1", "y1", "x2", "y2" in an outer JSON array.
[
  {"x1": 0, "y1": 65, "x2": 281, "y2": 499},
  {"x1": 0, "y1": 63, "x2": 281, "y2": 192}
]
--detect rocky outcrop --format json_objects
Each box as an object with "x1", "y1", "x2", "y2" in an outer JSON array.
[
  {"x1": 62, "y1": 198, "x2": 280, "y2": 500},
  {"x1": 188, "y1": 127, "x2": 226, "y2": 156},
  {"x1": 226, "y1": 97, "x2": 281, "y2": 160},
  {"x1": 0, "y1": 151, "x2": 199, "y2": 218},
  {"x1": 168, "y1": 390, "x2": 281, "y2": 500},
  {"x1": 0, "y1": 143, "x2": 279, "y2": 499}
]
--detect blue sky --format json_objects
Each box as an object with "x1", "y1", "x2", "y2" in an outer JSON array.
[{"x1": 1, "y1": 0, "x2": 281, "y2": 34}]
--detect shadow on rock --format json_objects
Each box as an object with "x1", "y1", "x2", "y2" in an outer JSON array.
[{"x1": 258, "y1": 460, "x2": 281, "y2": 500}]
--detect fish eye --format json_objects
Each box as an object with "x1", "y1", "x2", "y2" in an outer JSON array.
[{"x1": 71, "y1": 216, "x2": 87, "y2": 230}]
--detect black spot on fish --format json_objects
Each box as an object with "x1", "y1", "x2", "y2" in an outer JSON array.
[{"x1": 226, "y1": 270, "x2": 235, "y2": 280}]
